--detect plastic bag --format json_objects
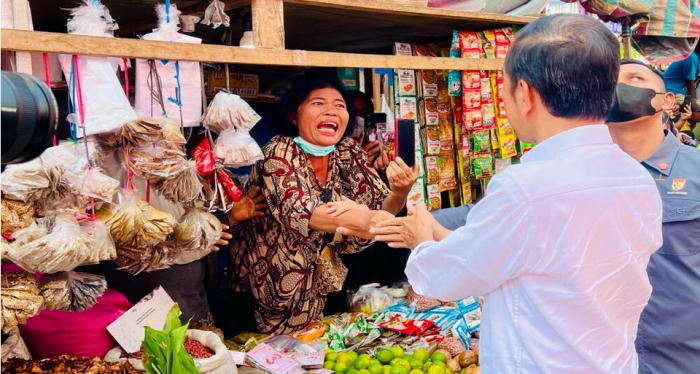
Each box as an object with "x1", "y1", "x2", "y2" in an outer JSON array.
[
  {"x1": 58, "y1": 2, "x2": 138, "y2": 137},
  {"x1": 202, "y1": 91, "x2": 261, "y2": 133},
  {"x1": 1, "y1": 327, "x2": 32, "y2": 363},
  {"x1": 201, "y1": 0, "x2": 230, "y2": 29},
  {"x1": 119, "y1": 117, "x2": 166, "y2": 148},
  {"x1": 191, "y1": 138, "x2": 218, "y2": 178},
  {"x1": 348, "y1": 284, "x2": 394, "y2": 314},
  {"x1": 39, "y1": 271, "x2": 108, "y2": 312},
  {"x1": 19, "y1": 289, "x2": 132, "y2": 360},
  {"x1": 7, "y1": 215, "x2": 95, "y2": 274},
  {"x1": 84, "y1": 220, "x2": 117, "y2": 263},
  {"x1": 173, "y1": 209, "x2": 223, "y2": 252},
  {"x1": 115, "y1": 242, "x2": 177, "y2": 275},
  {"x1": 214, "y1": 129, "x2": 264, "y2": 167},
  {"x1": 1, "y1": 271, "x2": 43, "y2": 334},
  {"x1": 0, "y1": 159, "x2": 51, "y2": 202},
  {"x1": 126, "y1": 145, "x2": 187, "y2": 180},
  {"x1": 135, "y1": 4, "x2": 202, "y2": 127},
  {"x1": 97, "y1": 191, "x2": 177, "y2": 248},
  {"x1": 65, "y1": 167, "x2": 120, "y2": 203},
  {"x1": 1, "y1": 198, "x2": 35, "y2": 236},
  {"x1": 105, "y1": 329, "x2": 237, "y2": 374},
  {"x1": 150, "y1": 160, "x2": 208, "y2": 204}
]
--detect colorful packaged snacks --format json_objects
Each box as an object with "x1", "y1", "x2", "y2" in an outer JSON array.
[
  {"x1": 448, "y1": 71, "x2": 462, "y2": 97},
  {"x1": 473, "y1": 155, "x2": 494, "y2": 179},
  {"x1": 438, "y1": 156, "x2": 457, "y2": 192},
  {"x1": 423, "y1": 127, "x2": 440, "y2": 156},
  {"x1": 459, "y1": 31, "x2": 482, "y2": 55},
  {"x1": 450, "y1": 318, "x2": 472, "y2": 349},
  {"x1": 427, "y1": 184, "x2": 441, "y2": 211},
  {"x1": 407, "y1": 178, "x2": 426, "y2": 205},
  {"x1": 461, "y1": 182, "x2": 473, "y2": 205},
  {"x1": 424, "y1": 98, "x2": 439, "y2": 126},
  {"x1": 462, "y1": 71, "x2": 481, "y2": 90},
  {"x1": 397, "y1": 70, "x2": 417, "y2": 97},
  {"x1": 421, "y1": 70, "x2": 439, "y2": 98},
  {"x1": 482, "y1": 103, "x2": 496, "y2": 129},
  {"x1": 439, "y1": 118, "x2": 455, "y2": 155},
  {"x1": 425, "y1": 157, "x2": 439, "y2": 185},
  {"x1": 456, "y1": 296, "x2": 482, "y2": 333},
  {"x1": 399, "y1": 97, "x2": 418, "y2": 120},
  {"x1": 394, "y1": 42, "x2": 413, "y2": 57},
  {"x1": 472, "y1": 130, "x2": 491, "y2": 153}
]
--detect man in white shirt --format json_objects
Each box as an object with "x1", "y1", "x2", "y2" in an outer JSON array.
[{"x1": 349, "y1": 14, "x2": 664, "y2": 373}]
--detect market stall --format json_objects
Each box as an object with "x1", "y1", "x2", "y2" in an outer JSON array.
[{"x1": 1, "y1": 0, "x2": 536, "y2": 373}]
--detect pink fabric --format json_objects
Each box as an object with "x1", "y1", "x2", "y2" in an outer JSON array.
[{"x1": 19, "y1": 289, "x2": 132, "y2": 359}]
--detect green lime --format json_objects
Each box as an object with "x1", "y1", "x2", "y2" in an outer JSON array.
[
  {"x1": 413, "y1": 349, "x2": 429, "y2": 363},
  {"x1": 358, "y1": 370, "x2": 371, "y2": 374},
  {"x1": 389, "y1": 346, "x2": 405, "y2": 359},
  {"x1": 370, "y1": 359, "x2": 382, "y2": 367},
  {"x1": 360, "y1": 354, "x2": 372, "y2": 361},
  {"x1": 383, "y1": 365, "x2": 392, "y2": 374},
  {"x1": 409, "y1": 370, "x2": 424, "y2": 374},
  {"x1": 334, "y1": 363, "x2": 349, "y2": 374},
  {"x1": 409, "y1": 359, "x2": 424, "y2": 370},
  {"x1": 355, "y1": 356, "x2": 371, "y2": 370},
  {"x1": 377, "y1": 349, "x2": 395, "y2": 365},
  {"x1": 394, "y1": 359, "x2": 411, "y2": 373},
  {"x1": 338, "y1": 353, "x2": 354, "y2": 366},
  {"x1": 324, "y1": 361, "x2": 336, "y2": 370},
  {"x1": 427, "y1": 366, "x2": 445, "y2": 374},
  {"x1": 368, "y1": 364, "x2": 383, "y2": 374},
  {"x1": 348, "y1": 352, "x2": 359, "y2": 361},
  {"x1": 432, "y1": 362, "x2": 446, "y2": 368},
  {"x1": 430, "y1": 352, "x2": 448, "y2": 364},
  {"x1": 348, "y1": 369, "x2": 359, "y2": 374},
  {"x1": 327, "y1": 352, "x2": 340, "y2": 362},
  {"x1": 390, "y1": 366, "x2": 408, "y2": 374}
]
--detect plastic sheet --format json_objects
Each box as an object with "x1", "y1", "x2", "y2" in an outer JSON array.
[
  {"x1": 201, "y1": 0, "x2": 230, "y2": 29},
  {"x1": 214, "y1": 129, "x2": 264, "y2": 168}
]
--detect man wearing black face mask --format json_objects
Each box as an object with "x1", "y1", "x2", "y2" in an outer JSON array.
[{"x1": 607, "y1": 59, "x2": 700, "y2": 374}]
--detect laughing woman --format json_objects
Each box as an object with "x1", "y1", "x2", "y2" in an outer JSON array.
[{"x1": 230, "y1": 76, "x2": 418, "y2": 334}]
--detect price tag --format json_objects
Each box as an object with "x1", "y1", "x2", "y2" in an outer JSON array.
[
  {"x1": 288, "y1": 352, "x2": 325, "y2": 368},
  {"x1": 247, "y1": 344, "x2": 301, "y2": 374}
]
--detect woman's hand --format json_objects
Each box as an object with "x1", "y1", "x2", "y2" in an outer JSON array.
[
  {"x1": 212, "y1": 225, "x2": 233, "y2": 251},
  {"x1": 363, "y1": 140, "x2": 390, "y2": 171},
  {"x1": 336, "y1": 210, "x2": 395, "y2": 240},
  {"x1": 371, "y1": 202, "x2": 435, "y2": 249},
  {"x1": 387, "y1": 157, "x2": 420, "y2": 196},
  {"x1": 680, "y1": 104, "x2": 692, "y2": 122},
  {"x1": 326, "y1": 196, "x2": 370, "y2": 218},
  {"x1": 227, "y1": 186, "x2": 267, "y2": 224}
]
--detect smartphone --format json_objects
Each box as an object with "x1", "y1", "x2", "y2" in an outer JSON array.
[
  {"x1": 681, "y1": 96, "x2": 692, "y2": 113},
  {"x1": 397, "y1": 119, "x2": 416, "y2": 167}
]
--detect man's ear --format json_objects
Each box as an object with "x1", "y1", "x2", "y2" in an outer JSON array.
[
  {"x1": 660, "y1": 92, "x2": 676, "y2": 112},
  {"x1": 518, "y1": 80, "x2": 536, "y2": 117}
]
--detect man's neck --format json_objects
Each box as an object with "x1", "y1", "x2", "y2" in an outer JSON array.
[
  {"x1": 608, "y1": 119, "x2": 666, "y2": 162},
  {"x1": 532, "y1": 116, "x2": 604, "y2": 144}
]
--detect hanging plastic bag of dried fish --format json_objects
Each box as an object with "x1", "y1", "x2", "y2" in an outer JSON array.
[
  {"x1": 6, "y1": 215, "x2": 95, "y2": 273},
  {"x1": 116, "y1": 241, "x2": 177, "y2": 275},
  {"x1": 173, "y1": 209, "x2": 223, "y2": 251},
  {"x1": 201, "y1": 0, "x2": 230, "y2": 29},
  {"x1": 96, "y1": 191, "x2": 177, "y2": 248},
  {"x1": 1, "y1": 198, "x2": 35, "y2": 236},
  {"x1": 201, "y1": 91, "x2": 261, "y2": 133},
  {"x1": 1, "y1": 271, "x2": 44, "y2": 333},
  {"x1": 214, "y1": 128, "x2": 263, "y2": 168},
  {"x1": 85, "y1": 220, "x2": 117, "y2": 263},
  {"x1": 39, "y1": 271, "x2": 108, "y2": 312},
  {"x1": 150, "y1": 160, "x2": 211, "y2": 204},
  {"x1": 126, "y1": 145, "x2": 187, "y2": 180},
  {"x1": 0, "y1": 158, "x2": 51, "y2": 202},
  {"x1": 118, "y1": 117, "x2": 165, "y2": 148},
  {"x1": 64, "y1": 167, "x2": 121, "y2": 204}
]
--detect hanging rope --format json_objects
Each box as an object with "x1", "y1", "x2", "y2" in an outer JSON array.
[
  {"x1": 43, "y1": 53, "x2": 57, "y2": 147},
  {"x1": 71, "y1": 55, "x2": 96, "y2": 225}
]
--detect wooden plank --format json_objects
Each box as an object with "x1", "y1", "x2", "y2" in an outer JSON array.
[
  {"x1": 284, "y1": 0, "x2": 536, "y2": 25},
  {"x1": 251, "y1": 0, "x2": 284, "y2": 49},
  {"x1": 2, "y1": 0, "x2": 33, "y2": 74},
  {"x1": 1, "y1": 29, "x2": 505, "y2": 70}
]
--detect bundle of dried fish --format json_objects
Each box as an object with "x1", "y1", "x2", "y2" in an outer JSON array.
[
  {"x1": 126, "y1": 146, "x2": 187, "y2": 179},
  {"x1": 65, "y1": 167, "x2": 121, "y2": 203},
  {"x1": 97, "y1": 194, "x2": 177, "y2": 248},
  {"x1": 84, "y1": 220, "x2": 117, "y2": 263},
  {"x1": 7, "y1": 215, "x2": 95, "y2": 274},
  {"x1": 119, "y1": 117, "x2": 163, "y2": 147},
  {"x1": 0, "y1": 158, "x2": 51, "y2": 202},
  {"x1": 39, "y1": 271, "x2": 108, "y2": 312},
  {"x1": 0, "y1": 198, "x2": 35, "y2": 235},
  {"x1": 150, "y1": 160, "x2": 207, "y2": 204},
  {"x1": 2, "y1": 355, "x2": 140, "y2": 374},
  {"x1": 115, "y1": 241, "x2": 177, "y2": 275},
  {"x1": 173, "y1": 209, "x2": 223, "y2": 251},
  {"x1": 1, "y1": 271, "x2": 43, "y2": 333},
  {"x1": 161, "y1": 117, "x2": 187, "y2": 144},
  {"x1": 34, "y1": 193, "x2": 93, "y2": 217}
]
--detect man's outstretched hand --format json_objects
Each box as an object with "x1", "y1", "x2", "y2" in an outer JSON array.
[{"x1": 371, "y1": 202, "x2": 435, "y2": 249}]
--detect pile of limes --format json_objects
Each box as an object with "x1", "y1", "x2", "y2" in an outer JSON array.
[{"x1": 323, "y1": 347, "x2": 461, "y2": 374}]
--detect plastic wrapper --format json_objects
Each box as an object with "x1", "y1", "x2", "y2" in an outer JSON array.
[
  {"x1": 119, "y1": 117, "x2": 165, "y2": 147},
  {"x1": 58, "y1": 1, "x2": 138, "y2": 137},
  {"x1": 7, "y1": 215, "x2": 95, "y2": 274},
  {"x1": 115, "y1": 242, "x2": 177, "y2": 275},
  {"x1": 126, "y1": 145, "x2": 187, "y2": 179},
  {"x1": 1, "y1": 326, "x2": 32, "y2": 363},
  {"x1": 0, "y1": 159, "x2": 51, "y2": 202},
  {"x1": 1, "y1": 271, "x2": 43, "y2": 333},
  {"x1": 135, "y1": 4, "x2": 202, "y2": 127},
  {"x1": 348, "y1": 283, "x2": 394, "y2": 314},
  {"x1": 173, "y1": 209, "x2": 223, "y2": 252},
  {"x1": 201, "y1": 0, "x2": 230, "y2": 29},
  {"x1": 224, "y1": 332, "x2": 270, "y2": 352},
  {"x1": 161, "y1": 117, "x2": 187, "y2": 144},
  {"x1": 201, "y1": 91, "x2": 262, "y2": 133},
  {"x1": 35, "y1": 194, "x2": 93, "y2": 217},
  {"x1": 192, "y1": 138, "x2": 217, "y2": 178},
  {"x1": 85, "y1": 220, "x2": 117, "y2": 263},
  {"x1": 39, "y1": 271, "x2": 108, "y2": 312},
  {"x1": 150, "y1": 160, "x2": 208, "y2": 204},
  {"x1": 1, "y1": 198, "x2": 35, "y2": 236},
  {"x1": 65, "y1": 168, "x2": 120, "y2": 203},
  {"x1": 214, "y1": 128, "x2": 264, "y2": 167},
  {"x1": 96, "y1": 192, "x2": 177, "y2": 248}
]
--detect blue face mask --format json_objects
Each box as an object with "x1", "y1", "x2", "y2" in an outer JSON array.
[{"x1": 294, "y1": 136, "x2": 335, "y2": 156}]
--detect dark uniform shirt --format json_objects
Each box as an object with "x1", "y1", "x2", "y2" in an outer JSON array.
[{"x1": 636, "y1": 131, "x2": 700, "y2": 374}]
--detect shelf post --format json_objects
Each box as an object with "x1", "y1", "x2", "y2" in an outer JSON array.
[
  {"x1": 1, "y1": 0, "x2": 33, "y2": 74},
  {"x1": 251, "y1": 0, "x2": 285, "y2": 49}
]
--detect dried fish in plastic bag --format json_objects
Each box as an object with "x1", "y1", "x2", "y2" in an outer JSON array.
[
  {"x1": 201, "y1": 0, "x2": 230, "y2": 29},
  {"x1": 65, "y1": 167, "x2": 120, "y2": 203},
  {"x1": 7, "y1": 215, "x2": 95, "y2": 273},
  {"x1": 97, "y1": 191, "x2": 177, "y2": 248},
  {"x1": 1, "y1": 198, "x2": 35, "y2": 235},
  {"x1": 214, "y1": 128, "x2": 264, "y2": 167},
  {"x1": 150, "y1": 160, "x2": 208, "y2": 204},
  {"x1": 201, "y1": 91, "x2": 261, "y2": 133},
  {"x1": 119, "y1": 117, "x2": 164, "y2": 147},
  {"x1": 115, "y1": 241, "x2": 177, "y2": 275},
  {"x1": 35, "y1": 193, "x2": 94, "y2": 217},
  {"x1": 173, "y1": 209, "x2": 222, "y2": 251},
  {"x1": 161, "y1": 117, "x2": 187, "y2": 144},
  {"x1": 1, "y1": 271, "x2": 43, "y2": 333},
  {"x1": 0, "y1": 158, "x2": 51, "y2": 202},
  {"x1": 126, "y1": 145, "x2": 187, "y2": 179},
  {"x1": 84, "y1": 220, "x2": 117, "y2": 263},
  {"x1": 39, "y1": 271, "x2": 108, "y2": 312}
]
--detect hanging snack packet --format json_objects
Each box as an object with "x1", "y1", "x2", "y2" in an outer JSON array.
[
  {"x1": 173, "y1": 208, "x2": 223, "y2": 252},
  {"x1": 191, "y1": 138, "x2": 218, "y2": 179},
  {"x1": 427, "y1": 184, "x2": 441, "y2": 211},
  {"x1": 473, "y1": 155, "x2": 494, "y2": 179},
  {"x1": 201, "y1": 91, "x2": 262, "y2": 133},
  {"x1": 96, "y1": 191, "x2": 177, "y2": 248},
  {"x1": 86, "y1": 219, "x2": 117, "y2": 263},
  {"x1": 472, "y1": 131, "x2": 491, "y2": 153},
  {"x1": 7, "y1": 215, "x2": 95, "y2": 274},
  {"x1": 39, "y1": 271, "x2": 108, "y2": 312},
  {"x1": 1, "y1": 271, "x2": 43, "y2": 333},
  {"x1": 127, "y1": 145, "x2": 187, "y2": 180},
  {"x1": 214, "y1": 128, "x2": 264, "y2": 168},
  {"x1": 116, "y1": 242, "x2": 176, "y2": 275},
  {"x1": 66, "y1": 167, "x2": 121, "y2": 204},
  {"x1": 119, "y1": 117, "x2": 165, "y2": 148},
  {"x1": 438, "y1": 156, "x2": 457, "y2": 192}
]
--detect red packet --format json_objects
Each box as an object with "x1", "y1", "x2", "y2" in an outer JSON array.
[
  {"x1": 408, "y1": 319, "x2": 437, "y2": 336},
  {"x1": 216, "y1": 169, "x2": 243, "y2": 203},
  {"x1": 191, "y1": 138, "x2": 217, "y2": 179},
  {"x1": 379, "y1": 316, "x2": 418, "y2": 335}
]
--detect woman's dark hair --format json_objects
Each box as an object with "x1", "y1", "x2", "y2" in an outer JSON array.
[
  {"x1": 278, "y1": 75, "x2": 356, "y2": 138},
  {"x1": 347, "y1": 90, "x2": 375, "y2": 115},
  {"x1": 504, "y1": 14, "x2": 620, "y2": 120}
]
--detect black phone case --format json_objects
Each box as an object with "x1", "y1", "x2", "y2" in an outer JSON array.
[{"x1": 397, "y1": 119, "x2": 415, "y2": 167}]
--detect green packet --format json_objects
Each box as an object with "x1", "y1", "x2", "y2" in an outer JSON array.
[
  {"x1": 473, "y1": 155, "x2": 494, "y2": 179},
  {"x1": 472, "y1": 130, "x2": 491, "y2": 153}
]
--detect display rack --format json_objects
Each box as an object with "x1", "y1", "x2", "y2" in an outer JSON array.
[{"x1": 1, "y1": 0, "x2": 536, "y2": 71}]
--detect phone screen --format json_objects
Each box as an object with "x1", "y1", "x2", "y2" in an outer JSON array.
[{"x1": 397, "y1": 119, "x2": 415, "y2": 167}]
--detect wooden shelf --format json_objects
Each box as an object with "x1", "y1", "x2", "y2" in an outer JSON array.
[{"x1": 1, "y1": 29, "x2": 504, "y2": 70}]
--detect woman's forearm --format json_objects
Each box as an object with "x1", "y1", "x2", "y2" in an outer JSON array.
[
  {"x1": 309, "y1": 204, "x2": 371, "y2": 233},
  {"x1": 382, "y1": 191, "x2": 408, "y2": 215}
]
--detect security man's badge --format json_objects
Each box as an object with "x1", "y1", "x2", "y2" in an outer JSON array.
[{"x1": 672, "y1": 178, "x2": 687, "y2": 191}]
